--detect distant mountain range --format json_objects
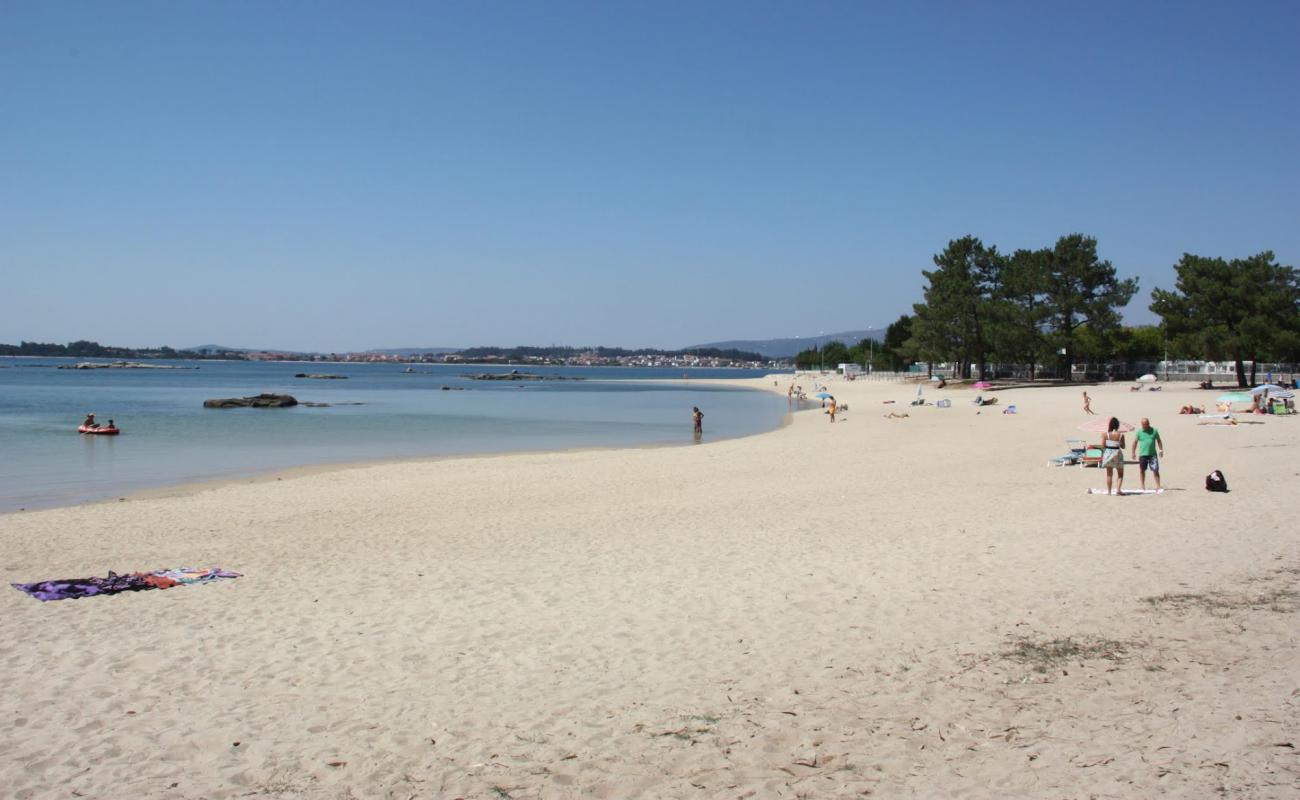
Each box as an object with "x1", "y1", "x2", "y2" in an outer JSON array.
[{"x1": 687, "y1": 329, "x2": 883, "y2": 359}]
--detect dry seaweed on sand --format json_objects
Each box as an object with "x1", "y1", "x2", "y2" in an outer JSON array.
[{"x1": 1001, "y1": 635, "x2": 1134, "y2": 673}]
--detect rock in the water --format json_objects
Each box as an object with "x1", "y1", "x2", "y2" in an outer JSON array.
[
  {"x1": 203, "y1": 393, "x2": 298, "y2": 409},
  {"x1": 59, "y1": 361, "x2": 198, "y2": 370},
  {"x1": 463, "y1": 370, "x2": 582, "y2": 381},
  {"x1": 294, "y1": 373, "x2": 347, "y2": 379}
]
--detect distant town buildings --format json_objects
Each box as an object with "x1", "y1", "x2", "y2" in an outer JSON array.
[{"x1": 233, "y1": 349, "x2": 785, "y2": 369}]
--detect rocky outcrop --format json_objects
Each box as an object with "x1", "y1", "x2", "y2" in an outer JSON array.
[
  {"x1": 59, "y1": 361, "x2": 198, "y2": 370},
  {"x1": 203, "y1": 394, "x2": 298, "y2": 409},
  {"x1": 295, "y1": 373, "x2": 347, "y2": 379},
  {"x1": 463, "y1": 370, "x2": 583, "y2": 381}
]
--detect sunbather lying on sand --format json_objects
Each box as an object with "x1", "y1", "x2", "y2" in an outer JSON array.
[
  {"x1": 1179, "y1": 405, "x2": 1204, "y2": 415},
  {"x1": 884, "y1": 412, "x2": 909, "y2": 419}
]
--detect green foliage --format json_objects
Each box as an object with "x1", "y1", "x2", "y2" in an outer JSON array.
[
  {"x1": 821, "y1": 340, "x2": 851, "y2": 366},
  {"x1": 1150, "y1": 251, "x2": 1300, "y2": 386},
  {"x1": 911, "y1": 236, "x2": 1002, "y2": 379},
  {"x1": 882, "y1": 315, "x2": 914, "y2": 370},
  {"x1": 988, "y1": 248, "x2": 1052, "y2": 377},
  {"x1": 793, "y1": 340, "x2": 854, "y2": 370},
  {"x1": 909, "y1": 233, "x2": 1137, "y2": 379},
  {"x1": 1110, "y1": 325, "x2": 1164, "y2": 363},
  {"x1": 1040, "y1": 234, "x2": 1139, "y2": 380},
  {"x1": 0, "y1": 340, "x2": 209, "y2": 359}
]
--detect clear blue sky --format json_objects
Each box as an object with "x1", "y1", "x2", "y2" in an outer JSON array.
[{"x1": 2, "y1": 1, "x2": 1296, "y2": 351}]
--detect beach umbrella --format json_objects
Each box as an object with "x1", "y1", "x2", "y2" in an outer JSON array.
[
  {"x1": 1249, "y1": 384, "x2": 1285, "y2": 394},
  {"x1": 1136, "y1": 373, "x2": 1158, "y2": 382},
  {"x1": 973, "y1": 380, "x2": 992, "y2": 389},
  {"x1": 1266, "y1": 388, "x2": 1295, "y2": 399},
  {"x1": 1217, "y1": 392, "x2": 1252, "y2": 403},
  {"x1": 1077, "y1": 418, "x2": 1135, "y2": 433},
  {"x1": 815, "y1": 392, "x2": 833, "y2": 399}
]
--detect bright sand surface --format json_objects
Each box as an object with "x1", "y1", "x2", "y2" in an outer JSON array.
[{"x1": 2, "y1": 378, "x2": 1297, "y2": 799}]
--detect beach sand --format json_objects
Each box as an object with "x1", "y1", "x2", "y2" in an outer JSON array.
[{"x1": 1, "y1": 378, "x2": 1297, "y2": 799}]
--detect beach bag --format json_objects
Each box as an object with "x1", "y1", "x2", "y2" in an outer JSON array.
[{"x1": 1205, "y1": 470, "x2": 1229, "y2": 493}]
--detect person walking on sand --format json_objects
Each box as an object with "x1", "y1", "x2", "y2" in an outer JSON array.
[
  {"x1": 827, "y1": 396, "x2": 837, "y2": 422},
  {"x1": 692, "y1": 406, "x2": 703, "y2": 435},
  {"x1": 1100, "y1": 416, "x2": 1126, "y2": 495},
  {"x1": 1131, "y1": 417, "x2": 1164, "y2": 491},
  {"x1": 1082, "y1": 391, "x2": 1095, "y2": 414}
]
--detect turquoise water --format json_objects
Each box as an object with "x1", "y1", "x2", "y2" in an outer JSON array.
[{"x1": 0, "y1": 358, "x2": 795, "y2": 511}]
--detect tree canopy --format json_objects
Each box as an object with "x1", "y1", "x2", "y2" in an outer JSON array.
[
  {"x1": 1150, "y1": 251, "x2": 1300, "y2": 386},
  {"x1": 907, "y1": 233, "x2": 1137, "y2": 379},
  {"x1": 911, "y1": 236, "x2": 1001, "y2": 379}
]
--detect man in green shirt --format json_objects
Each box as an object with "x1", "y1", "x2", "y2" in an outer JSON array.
[{"x1": 1131, "y1": 417, "x2": 1165, "y2": 491}]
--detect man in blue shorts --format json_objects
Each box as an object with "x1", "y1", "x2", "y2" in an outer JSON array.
[{"x1": 1131, "y1": 417, "x2": 1164, "y2": 491}]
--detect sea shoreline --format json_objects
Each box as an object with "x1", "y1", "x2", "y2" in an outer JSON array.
[{"x1": 2, "y1": 377, "x2": 798, "y2": 516}]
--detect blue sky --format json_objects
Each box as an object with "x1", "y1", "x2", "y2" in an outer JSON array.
[{"x1": 2, "y1": 1, "x2": 1296, "y2": 351}]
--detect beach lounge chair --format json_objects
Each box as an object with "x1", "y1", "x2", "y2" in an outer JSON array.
[{"x1": 1080, "y1": 447, "x2": 1103, "y2": 467}]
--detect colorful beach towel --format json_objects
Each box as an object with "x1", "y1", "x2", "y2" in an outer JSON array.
[{"x1": 11, "y1": 567, "x2": 241, "y2": 602}]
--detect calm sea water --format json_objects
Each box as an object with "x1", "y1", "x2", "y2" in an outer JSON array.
[{"x1": 0, "y1": 358, "x2": 795, "y2": 511}]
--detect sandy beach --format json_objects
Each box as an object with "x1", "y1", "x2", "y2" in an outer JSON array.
[{"x1": 2, "y1": 377, "x2": 1297, "y2": 799}]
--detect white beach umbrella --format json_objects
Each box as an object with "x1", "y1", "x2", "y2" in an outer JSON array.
[
  {"x1": 1136, "y1": 373, "x2": 1158, "y2": 382},
  {"x1": 1249, "y1": 384, "x2": 1285, "y2": 394}
]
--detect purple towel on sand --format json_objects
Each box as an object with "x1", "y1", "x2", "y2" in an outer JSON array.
[{"x1": 11, "y1": 567, "x2": 242, "y2": 602}]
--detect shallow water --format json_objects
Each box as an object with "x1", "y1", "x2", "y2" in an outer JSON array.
[{"x1": 0, "y1": 358, "x2": 794, "y2": 511}]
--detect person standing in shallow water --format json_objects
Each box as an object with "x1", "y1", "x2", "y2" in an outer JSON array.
[{"x1": 692, "y1": 406, "x2": 703, "y2": 436}]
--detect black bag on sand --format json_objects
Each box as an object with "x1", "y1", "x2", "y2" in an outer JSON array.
[{"x1": 1206, "y1": 470, "x2": 1229, "y2": 492}]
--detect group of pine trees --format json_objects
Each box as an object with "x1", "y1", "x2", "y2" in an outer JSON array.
[{"x1": 795, "y1": 235, "x2": 1299, "y2": 387}]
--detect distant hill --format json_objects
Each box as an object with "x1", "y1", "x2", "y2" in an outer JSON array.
[
  {"x1": 361, "y1": 347, "x2": 462, "y2": 356},
  {"x1": 186, "y1": 344, "x2": 253, "y2": 354},
  {"x1": 688, "y1": 329, "x2": 883, "y2": 359}
]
